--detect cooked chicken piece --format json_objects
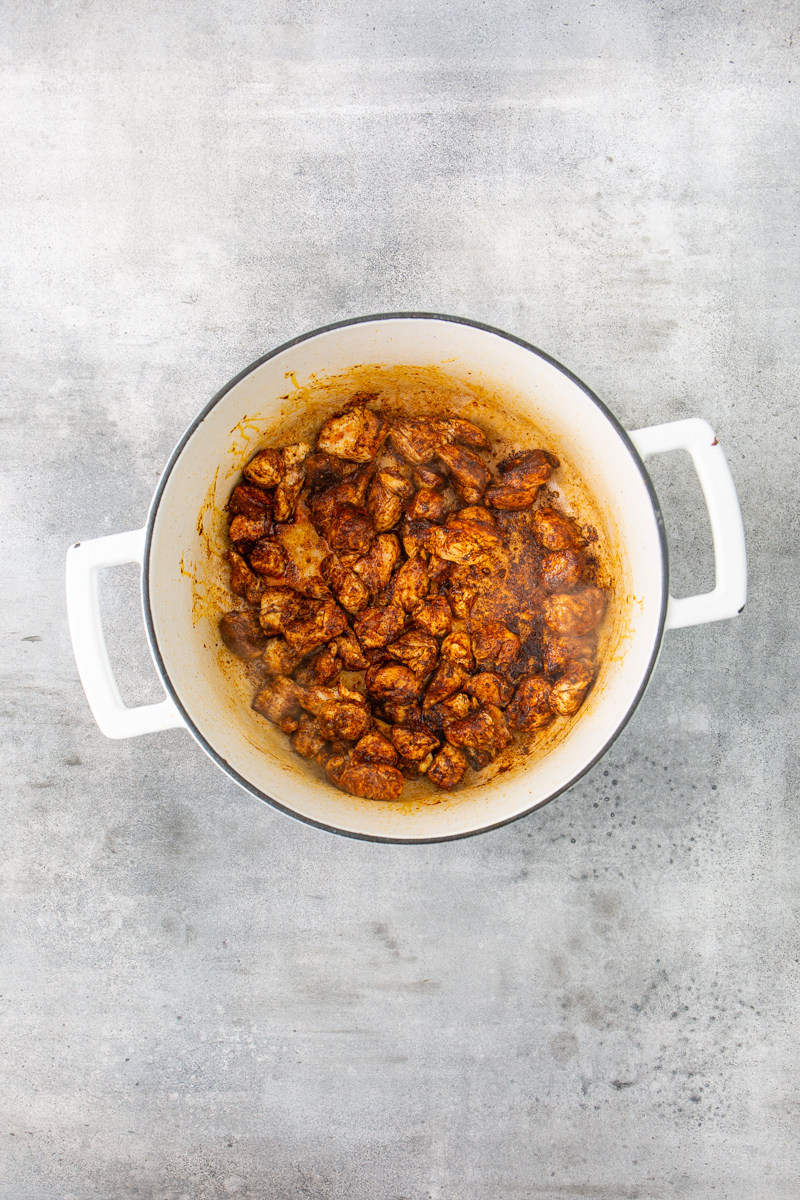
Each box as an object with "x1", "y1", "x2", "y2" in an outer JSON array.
[
  {"x1": 444, "y1": 708, "x2": 497, "y2": 752},
  {"x1": 328, "y1": 504, "x2": 375, "y2": 555},
  {"x1": 259, "y1": 587, "x2": 308, "y2": 634},
  {"x1": 541, "y1": 629, "x2": 596, "y2": 675},
  {"x1": 435, "y1": 444, "x2": 490, "y2": 504},
  {"x1": 304, "y1": 451, "x2": 358, "y2": 491},
  {"x1": 320, "y1": 553, "x2": 370, "y2": 614},
  {"x1": 352, "y1": 729, "x2": 398, "y2": 766},
  {"x1": 293, "y1": 682, "x2": 340, "y2": 714},
  {"x1": 550, "y1": 660, "x2": 595, "y2": 715},
  {"x1": 317, "y1": 698, "x2": 372, "y2": 742},
  {"x1": 249, "y1": 538, "x2": 289, "y2": 578},
  {"x1": 310, "y1": 643, "x2": 340, "y2": 685},
  {"x1": 427, "y1": 555, "x2": 452, "y2": 584},
  {"x1": 334, "y1": 627, "x2": 369, "y2": 670},
  {"x1": 317, "y1": 406, "x2": 387, "y2": 462},
  {"x1": 433, "y1": 417, "x2": 490, "y2": 449},
  {"x1": 228, "y1": 550, "x2": 262, "y2": 601},
  {"x1": 273, "y1": 442, "x2": 311, "y2": 522},
  {"x1": 506, "y1": 675, "x2": 555, "y2": 731},
  {"x1": 228, "y1": 483, "x2": 274, "y2": 522},
  {"x1": 326, "y1": 756, "x2": 405, "y2": 801},
  {"x1": 472, "y1": 622, "x2": 521, "y2": 671},
  {"x1": 365, "y1": 663, "x2": 420, "y2": 703},
  {"x1": 386, "y1": 629, "x2": 439, "y2": 676},
  {"x1": 229, "y1": 513, "x2": 273, "y2": 546},
  {"x1": 543, "y1": 587, "x2": 605, "y2": 636},
  {"x1": 464, "y1": 672, "x2": 515, "y2": 707},
  {"x1": 444, "y1": 564, "x2": 478, "y2": 619},
  {"x1": 261, "y1": 636, "x2": 301, "y2": 676},
  {"x1": 219, "y1": 610, "x2": 268, "y2": 659},
  {"x1": 353, "y1": 605, "x2": 405, "y2": 649},
  {"x1": 391, "y1": 725, "x2": 440, "y2": 762},
  {"x1": 391, "y1": 556, "x2": 430, "y2": 612},
  {"x1": 296, "y1": 575, "x2": 333, "y2": 600},
  {"x1": 440, "y1": 630, "x2": 473, "y2": 669},
  {"x1": 432, "y1": 692, "x2": 473, "y2": 723},
  {"x1": 540, "y1": 548, "x2": 585, "y2": 592},
  {"x1": 465, "y1": 748, "x2": 493, "y2": 771},
  {"x1": 399, "y1": 517, "x2": 433, "y2": 559},
  {"x1": 252, "y1": 674, "x2": 302, "y2": 730},
  {"x1": 457, "y1": 505, "x2": 496, "y2": 526},
  {"x1": 388, "y1": 416, "x2": 440, "y2": 464},
  {"x1": 427, "y1": 743, "x2": 468, "y2": 790},
  {"x1": 283, "y1": 598, "x2": 348, "y2": 654},
  {"x1": 484, "y1": 702, "x2": 513, "y2": 750},
  {"x1": 351, "y1": 534, "x2": 401, "y2": 593},
  {"x1": 406, "y1": 488, "x2": 447, "y2": 523},
  {"x1": 381, "y1": 699, "x2": 423, "y2": 725},
  {"x1": 427, "y1": 516, "x2": 501, "y2": 564},
  {"x1": 533, "y1": 506, "x2": 582, "y2": 551},
  {"x1": 291, "y1": 713, "x2": 327, "y2": 759},
  {"x1": 412, "y1": 596, "x2": 453, "y2": 638},
  {"x1": 308, "y1": 464, "x2": 375, "y2": 537},
  {"x1": 423, "y1": 660, "x2": 468, "y2": 709},
  {"x1": 485, "y1": 449, "x2": 558, "y2": 510},
  {"x1": 413, "y1": 462, "x2": 448, "y2": 490},
  {"x1": 243, "y1": 448, "x2": 284, "y2": 489},
  {"x1": 366, "y1": 470, "x2": 414, "y2": 532}
]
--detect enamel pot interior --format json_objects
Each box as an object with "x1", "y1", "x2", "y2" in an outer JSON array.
[{"x1": 144, "y1": 316, "x2": 667, "y2": 841}]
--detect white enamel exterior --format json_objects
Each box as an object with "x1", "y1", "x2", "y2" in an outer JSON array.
[{"x1": 66, "y1": 316, "x2": 747, "y2": 841}]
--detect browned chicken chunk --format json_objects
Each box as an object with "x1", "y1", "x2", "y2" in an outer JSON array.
[
  {"x1": 386, "y1": 629, "x2": 439, "y2": 676},
  {"x1": 334, "y1": 627, "x2": 369, "y2": 670},
  {"x1": 228, "y1": 550, "x2": 263, "y2": 603},
  {"x1": 484, "y1": 703, "x2": 513, "y2": 750},
  {"x1": 366, "y1": 470, "x2": 414, "y2": 532},
  {"x1": 388, "y1": 416, "x2": 440, "y2": 463},
  {"x1": 317, "y1": 698, "x2": 372, "y2": 742},
  {"x1": 399, "y1": 517, "x2": 433, "y2": 559},
  {"x1": 219, "y1": 610, "x2": 268, "y2": 659},
  {"x1": 428, "y1": 515, "x2": 501, "y2": 564},
  {"x1": 274, "y1": 442, "x2": 311, "y2": 522},
  {"x1": 471, "y1": 622, "x2": 520, "y2": 670},
  {"x1": 328, "y1": 504, "x2": 375, "y2": 555},
  {"x1": 308, "y1": 464, "x2": 374, "y2": 537},
  {"x1": 352, "y1": 729, "x2": 398, "y2": 766},
  {"x1": 550, "y1": 660, "x2": 595, "y2": 715},
  {"x1": 317, "y1": 405, "x2": 387, "y2": 462},
  {"x1": 406, "y1": 488, "x2": 447, "y2": 523},
  {"x1": 542, "y1": 629, "x2": 596, "y2": 675},
  {"x1": 229, "y1": 513, "x2": 273, "y2": 546},
  {"x1": 391, "y1": 725, "x2": 440, "y2": 761},
  {"x1": 252, "y1": 675, "x2": 302, "y2": 729},
  {"x1": 391, "y1": 556, "x2": 430, "y2": 611},
  {"x1": 320, "y1": 554, "x2": 371, "y2": 614},
  {"x1": 353, "y1": 605, "x2": 405, "y2": 648},
  {"x1": 435, "y1": 443, "x2": 491, "y2": 504},
  {"x1": 326, "y1": 757, "x2": 405, "y2": 801},
  {"x1": 228, "y1": 483, "x2": 274, "y2": 521},
  {"x1": 427, "y1": 743, "x2": 468, "y2": 789},
  {"x1": 261, "y1": 636, "x2": 301, "y2": 676},
  {"x1": 434, "y1": 417, "x2": 490, "y2": 449},
  {"x1": 432, "y1": 692, "x2": 472, "y2": 723},
  {"x1": 464, "y1": 672, "x2": 515, "y2": 707},
  {"x1": 259, "y1": 587, "x2": 308, "y2": 634},
  {"x1": 542, "y1": 587, "x2": 605, "y2": 636},
  {"x1": 485, "y1": 449, "x2": 558, "y2": 510},
  {"x1": 506, "y1": 676, "x2": 554, "y2": 730},
  {"x1": 365, "y1": 663, "x2": 419, "y2": 703},
  {"x1": 540, "y1": 548, "x2": 585, "y2": 592},
  {"x1": 249, "y1": 538, "x2": 289, "y2": 578},
  {"x1": 412, "y1": 596, "x2": 453, "y2": 638},
  {"x1": 310, "y1": 643, "x2": 340, "y2": 685},
  {"x1": 284, "y1": 599, "x2": 348, "y2": 654},
  {"x1": 533, "y1": 506, "x2": 582, "y2": 551},
  {"x1": 414, "y1": 462, "x2": 448, "y2": 490},
  {"x1": 440, "y1": 630, "x2": 474, "y2": 669},
  {"x1": 243, "y1": 448, "x2": 284, "y2": 488},
  {"x1": 351, "y1": 533, "x2": 401, "y2": 593},
  {"x1": 444, "y1": 708, "x2": 497, "y2": 752},
  {"x1": 423, "y1": 660, "x2": 468, "y2": 709},
  {"x1": 291, "y1": 713, "x2": 327, "y2": 758}
]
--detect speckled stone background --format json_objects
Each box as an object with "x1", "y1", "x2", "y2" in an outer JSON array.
[{"x1": 2, "y1": 2, "x2": 798, "y2": 1197}]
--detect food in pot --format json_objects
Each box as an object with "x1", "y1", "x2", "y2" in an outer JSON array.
[{"x1": 216, "y1": 396, "x2": 609, "y2": 802}]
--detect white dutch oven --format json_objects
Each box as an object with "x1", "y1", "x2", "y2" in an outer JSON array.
[{"x1": 65, "y1": 315, "x2": 747, "y2": 842}]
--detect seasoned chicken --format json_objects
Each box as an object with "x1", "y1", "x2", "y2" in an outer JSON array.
[
  {"x1": 366, "y1": 470, "x2": 414, "y2": 532},
  {"x1": 228, "y1": 550, "x2": 265, "y2": 605},
  {"x1": 471, "y1": 622, "x2": 520, "y2": 671},
  {"x1": 309, "y1": 643, "x2": 340, "y2": 685},
  {"x1": 283, "y1": 599, "x2": 348, "y2": 654},
  {"x1": 391, "y1": 556, "x2": 430, "y2": 612},
  {"x1": 334, "y1": 627, "x2": 369, "y2": 670},
  {"x1": 506, "y1": 676, "x2": 554, "y2": 731},
  {"x1": 320, "y1": 553, "x2": 370, "y2": 614},
  {"x1": 261, "y1": 636, "x2": 301, "y2": 676},
  {"x1": 423, "y1": 660, "x2": 468, "y2": 709},
  {"x1": 540, "y1": 548, "x2": 585, "y2": 592},
  {"x1": 413, "y1": 462, "x2": 448, "y2": 490},
  {"x1": 351, "y1": 533, "x2": 401, "y2": 594},
  {"x1": 308, "y1": 464, "x2": 375, "y2": 537},
  {"x1": 388, "y1": 416, "x2": 440, "y2": 463},
  {"x1": 412, "y1": 596, "x2": 453, "y2": 638},
  {"x1": 427, "y1": 743, "x2": 468, "y2": 790},
  {"x1": 541, "y1": 629, "x2": 596, "y2": 676},
  {"x1": 464, "y1": 672, "x2": 515, "y2": 707},
  {"x1": 399, "y1": 517, "x2": 433, "y2": 559},
  {"x1": 485, "y1": 449, "x2": 558, "y2": 510},
  {"x1": 304, "y1": 451, "x2": 358, "y2": 491},
  {"x1": 353, "y1": 605, "x2": 405, "y2": 648},
  {"x1": 391, "y1": 724, "x2": 440, "y2": 762},
  {"x1": 352, "y1": 729, "x2": 398, "y2": 766},
  {"x1": 386, "y1": 629, "x2": 439, "y2": 676},
  {"x1": 325, "y1": 755, "x2": 405, "y2": 801},
  {"x1": 259, "y1": 587, "x2": 308, "y2": 634},
  {"x1": 219, "y1": 610, "x2": 268, "y2": 660},
  {"x1": 249, "y1": 538, "x2": 289, "y2": 578},
  {"x1": 484, "y1": 703, "x2": 513, "y2": 750},
  {"x1": 432, "y1": 692, "x2": 472, "y2": 723},
  {"x1": 273, "y1": 442, "x2": 311, "y2": 522},
  {"x1": 328, "y1": 504, "x2": 376, "y2": 555},
  {"x1": 444, "y1": 708, "x2": 497, "y2": 753},
  {"x1": 542, "y1": 587, "x2": 605, "y2": 636},
  {"x1": 365, "y1": 663, "x2": 420, "y2": 703},
  {"x1": 435, "y1": 443, "x2": 490, "y2": 504},
  {"x1": 532, "y1": 506, "x2": 582, "y2": 551},
  {"x1": 317, "y1": 698, "x2": 372, "y2": 742},
  {"x1": 434, "y1": 417, "x2": 490, "y2": 449},
  {"x1": 291, "y1": 713, "x2": 327, "y2": 759},
  {"x1": 252, "y1": 675, "x2": 302, "y2": 731},
  {"x1": 440, "y1": 630, "x2": 474, "y2": 670},
  {"x1": 550, "y1": 660, "x2": 595, "y2": 715},
  {"x1": 243, "y1": 448, "x2": 284, "y2": 489},
  {"x1": 229, "y1": 513, "x2": 273, "y2": 547},
  {"x1": 427, "y1": 514, "x2": 502, "y2": 564},
  {"x1": 228, "y1": 483, "x2": 274, "y2": 522},
  {"x1": 317, "y1": 405, "x2": 387, "y2": 462},
  {"x1": 406, "y1": 488, "x2": 446, "y2": 523}
]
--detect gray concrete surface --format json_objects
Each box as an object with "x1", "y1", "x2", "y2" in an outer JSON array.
[{"x1": 2, "y1": 2, "x2": 798, "y2": 1196}]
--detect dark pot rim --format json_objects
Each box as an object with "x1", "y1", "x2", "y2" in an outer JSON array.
[{"x1": 141, "y1": 312, "x2": 669, "y2": 844}]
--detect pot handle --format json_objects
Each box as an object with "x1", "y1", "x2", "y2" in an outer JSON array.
[
  {"x1": 65, "y1": 528, "x2": 186, "y2": 738},
  {"x1": 628, "y1": 418, "x2": 747, "y2": 630}
]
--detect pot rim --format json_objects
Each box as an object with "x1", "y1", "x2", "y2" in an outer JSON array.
[{"x1": 141, "y1": 312, "x2": 669, "y2": 843}]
